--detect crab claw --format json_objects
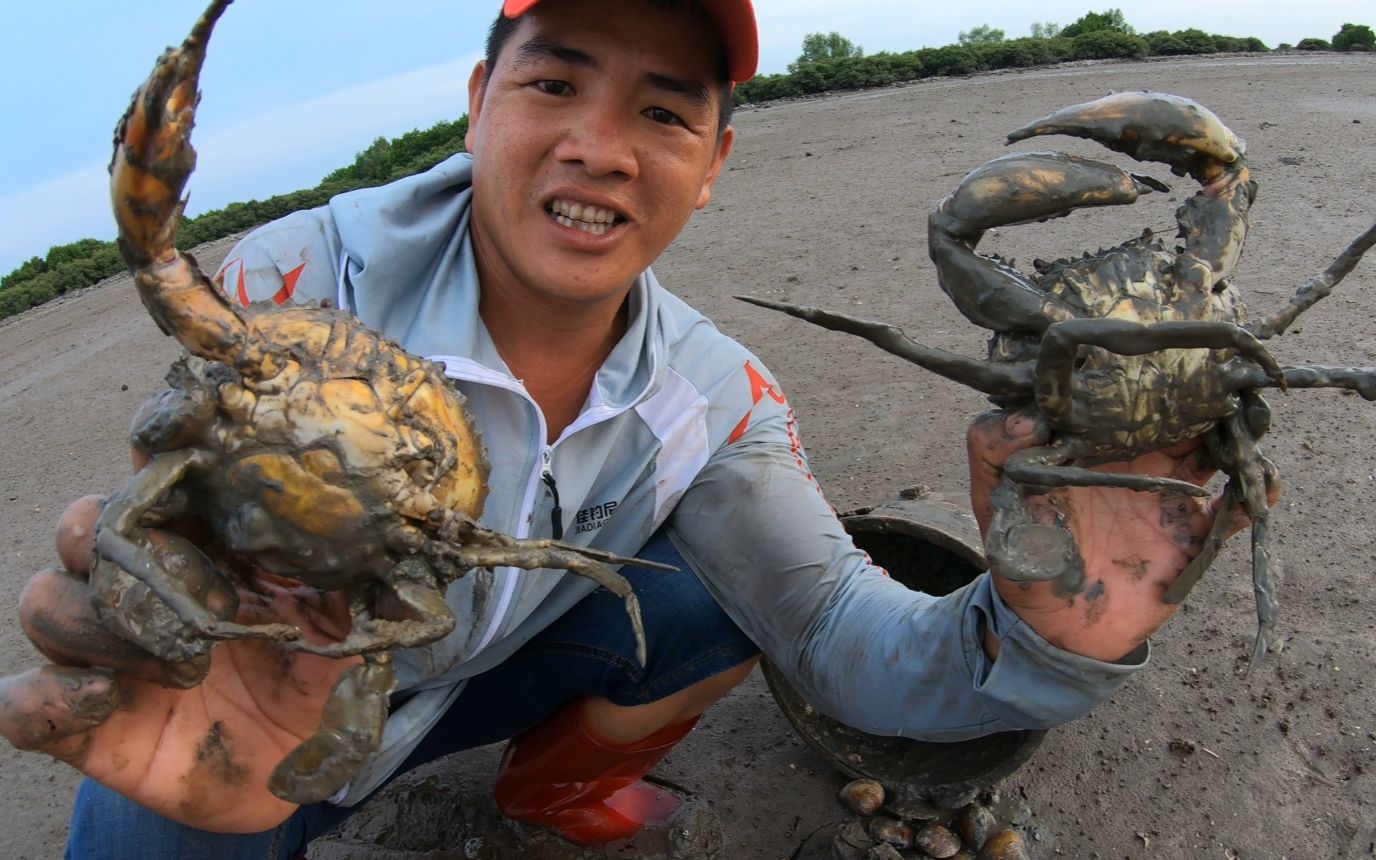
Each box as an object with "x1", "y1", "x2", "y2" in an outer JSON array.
[
  {"x1": 108, "y1": 0, "x2": 256, "y2": 369},
  {"x1": 932, "y1": 151, "x2": 1167, "y2": 240},
  {"x1": 928, "y1": 152, "x2": 1167, "y2": 334},
  {"x1": 110, "y1": 0, "x2": 231, "y2": 268},
  {"x1": 1006, "y1": 92, "x2": 1245, "y2": 183}
]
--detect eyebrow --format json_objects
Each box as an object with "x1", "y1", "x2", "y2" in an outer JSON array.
[
  {"x1": 512, "y1": 36, "x2": 594, "y2": 70},
  {"x1": 512, "y1": 36, "x2": 714, "y2": 112},
  {"x1": 645, "y1": 71, "x2": 713, "y2": 113}
]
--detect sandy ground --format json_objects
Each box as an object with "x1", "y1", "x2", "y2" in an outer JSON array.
[{"x1": 3, "y1": 53, "x2": 1376, "y2": 859}]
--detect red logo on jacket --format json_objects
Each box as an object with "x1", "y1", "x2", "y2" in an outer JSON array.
[{"x1": 728, "y1": 361, "x2": 813, "y2": 483}]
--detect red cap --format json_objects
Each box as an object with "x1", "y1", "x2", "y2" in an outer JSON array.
[{"x1": 500, "y1": 0, "x2": 758, "y2": 83}]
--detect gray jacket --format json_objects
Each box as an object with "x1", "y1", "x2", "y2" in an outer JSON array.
[{"x1": 217, "y1": 152, "x2": 1146, "y2": 804}]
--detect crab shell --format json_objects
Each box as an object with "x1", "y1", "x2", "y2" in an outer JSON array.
[{"x1": 136, "y1": 302, "x2": 490, "y2": 588}]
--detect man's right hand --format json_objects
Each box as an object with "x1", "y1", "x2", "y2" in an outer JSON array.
[{"x1": 0, "y1": 495, "x2": 360, "y2": 834}]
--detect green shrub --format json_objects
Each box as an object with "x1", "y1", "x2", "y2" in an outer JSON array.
[
  {"x1": 1296, "y1": 37, "x2": 1332, "y2": 50},
  {"x1": 926, "y1": 45, "x2": 981, "y2": 76},
  {"x1": 795, "y1": 32, "x2": 864, "y2": 67},
  {"x1": 977, "y1": 37, "x2": 1061, "y2": 68},
  {"x1": 0, "y1": 275, "x2": 59, "y2": 316},
  {"x1": 1175, "y1": 29, "x2": 1220, "y2": 54},
  {"x1": 1144, "y1": 30, "x2": 1187, "y2": 54},
  {"x1": 1069, "y1": 30, "x2": 1148, "y2": 60},
  {"x1": 866, "y1": 51, "x2": 925, "y2": 82},
  {"x1": 1, "y1": 256, "x2": 47, "y2": 292},
  {"x1": 45, "y1": 238, "x2": 109, "y2": 268},
  {"x1": 959, "y1": 25, "x2": 1005, "y2": 46},
  {"x1": 733, "y1": 72, "x2": 804, "y2": 103},
  {"x1": 1062, "y1": 9, "x2": 1135, "y2": 39},
  {"x1": 1332, "y1": 23, "x2": 1375, "y2": 51}
]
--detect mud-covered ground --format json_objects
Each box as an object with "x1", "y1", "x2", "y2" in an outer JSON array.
[{"x1": 3, "y1": 54, "x2": 1375, "y2": 859}]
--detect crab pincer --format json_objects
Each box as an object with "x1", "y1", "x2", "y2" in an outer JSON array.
[
  {"x1": 110, "y1": 0, "x2": 228, "y2": 265},
  {"x1": 1006, "y1": 91, "x2": 1245, "y2": 183},
  {"x1": 928, "y1": 151, "x2": 1170, "y2": 335},
  {"x1": 109, "y1": 0, "x2": 253, "y2": 369}
]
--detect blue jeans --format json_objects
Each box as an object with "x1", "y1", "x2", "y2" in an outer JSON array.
[{"x1": 65, "y1": 529, "x2": 759, "y2": 859}]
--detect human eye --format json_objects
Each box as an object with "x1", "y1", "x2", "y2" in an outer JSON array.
[
  {"x1": 533, "y1": 79, "x2": 572, "y2": 96},
  {"x1": 643, "y1": 105, "x2": 685, "y2": 126}
]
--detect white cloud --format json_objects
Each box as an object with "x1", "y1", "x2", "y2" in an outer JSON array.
[{"x1": 0, "y1": 165, "x2": 114, "y2": 270}]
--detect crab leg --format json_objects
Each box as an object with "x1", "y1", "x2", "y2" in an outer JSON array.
[
  {"x1": 734, "y1": 295, "x2": 1033, "y2": 397},
  {"x1": 95, "y1": 448, "x2": 324, "y2": 655},
  {"x1": 1222, "y1": 393, "x2": 1279, "y2": 675},
  {"x1": 109, "y1": 0, "x2": 261, "y2": 369},
  {"x1": 1249, "y1": 221, "x2": 1376, "y2": 339},
  {"x1": 1163, "y1": 480, "x2": 1240, "y2": 605},
  {"x1": 269, "y1": 651, "x2": 396, "y2": 804},
  {"x1": 431, "y1": 541, "x2": 651, "y2": 667},
  {"x1": 1225, "y1": 362, "x2": 1376, "y2": 400},
  {"x1": 1035, "y1": 317, "x2": 1287, "y2": 429},
  {"x1": 1003, "y1": 436, "x2": 1209, "y2": 497},
  {"x1": 282, "y1": 562, "x2": 459, "y2": 658},
  {"x1": 1161, "y1": 395, "x2": 1278, "y2": 672}
]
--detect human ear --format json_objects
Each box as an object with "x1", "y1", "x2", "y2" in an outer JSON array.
[
  {"x1": 464, "y1": 61, "x2": 489, "y2": 153},
  {"x1": 695, "y1": 125, "x2": 736, "y2": 210}
]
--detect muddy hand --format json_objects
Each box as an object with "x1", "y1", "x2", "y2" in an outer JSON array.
[
  {"x1": 967, "y1": 409, "x2": 1275, "y2": 662},
  {"x1": 1, "y1": 493, "x2": 362, "y2": 833},
  {"x1": 24, "y1": 496, "x2": 232, "y2": 688}
]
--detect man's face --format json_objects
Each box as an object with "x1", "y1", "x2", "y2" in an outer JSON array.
[{"x1": 465, "y1": 0, "x2": 734, "y2": 311}]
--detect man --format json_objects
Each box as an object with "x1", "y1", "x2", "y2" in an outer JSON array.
[{"x1": 0, "y1": 1, "x2": 1250, "y2": 858}]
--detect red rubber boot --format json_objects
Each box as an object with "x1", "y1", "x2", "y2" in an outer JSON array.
[{"x1": 493, "y1": 698, "x2": 700, "y2": 847}]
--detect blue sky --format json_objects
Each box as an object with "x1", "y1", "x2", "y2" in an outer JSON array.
[{"x1": 1, "y1": 0, "x2": 1369, "y2": 275}]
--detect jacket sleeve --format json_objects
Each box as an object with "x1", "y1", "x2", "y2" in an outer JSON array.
[
  {"x1": 664, "y1": 360, "x2": 1148, "y2": 740},
  {"x1": 211, "y1": 209, "x2": 343, "y2": 309}
]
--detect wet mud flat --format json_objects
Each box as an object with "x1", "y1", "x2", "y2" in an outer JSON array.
[{"x1": 2, "y1": 53, "x2": 1375, "y2": 858}]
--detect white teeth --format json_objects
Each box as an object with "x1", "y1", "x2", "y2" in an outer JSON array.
[{"x1": 550, "y1": 198, "x2": 618, "y2": 233}]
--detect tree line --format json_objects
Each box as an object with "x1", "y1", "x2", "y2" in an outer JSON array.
[
  {"x1": 3, "y1": 12, "x2": 1372, "y2": 320},
  {"x1": 735, "y1": 14, "x2": 1372, "y2": 103}
]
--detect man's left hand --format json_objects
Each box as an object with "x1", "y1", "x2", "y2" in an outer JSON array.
[{"x1": 966, "y1": 409, "x2": 1278, "y2": 663}]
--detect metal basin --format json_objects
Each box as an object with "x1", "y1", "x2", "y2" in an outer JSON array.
[{"x1": 762, "y1": 489, "x2": 1046, "y2": 813}]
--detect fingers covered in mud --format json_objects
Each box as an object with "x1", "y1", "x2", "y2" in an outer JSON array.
[
  {"x1": 19, "y1": 566, "x2": 211, "y2": 688},
  {"x1": 55, "y1": 494, "x2": 106, "y2": 577},
  {"x1": 967, "y1": 409, "x2": 1051, "y2": 536},
  {"x1": 0, "y1": 665, "x2": 120, "y2": 754}
]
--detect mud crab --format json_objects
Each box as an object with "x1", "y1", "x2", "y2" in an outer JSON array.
[
  {"x1": 741, "y1": 92, "x2": 1376, "y2": 671},
  {"x1": 99, "y1": 0, "x2": 666, "y2": 804}
]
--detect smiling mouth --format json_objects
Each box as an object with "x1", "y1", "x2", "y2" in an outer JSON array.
[{"x1": 548, "y1": 198, "x2": 624, "y2": 236}]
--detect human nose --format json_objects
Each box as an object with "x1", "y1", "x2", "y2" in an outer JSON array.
[{"x1": 553, "y1": 99, "x2": 639, "y2": 179}]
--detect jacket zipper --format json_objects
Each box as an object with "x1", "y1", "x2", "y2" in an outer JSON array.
[
  {"x1": 431, "y1": 354, "x2": 644, "y2": 656},
  {"x1": 541, "y1": 447, "x2": 564, "y2": 540}
]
